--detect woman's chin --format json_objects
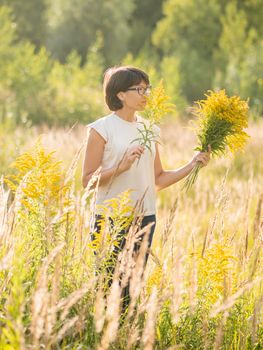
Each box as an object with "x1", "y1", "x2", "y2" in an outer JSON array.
[{"x1": 137, "y1": 104, "x2": 146, "y2": 111}]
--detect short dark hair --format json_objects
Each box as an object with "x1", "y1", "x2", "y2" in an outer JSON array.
[{"x1": 103, "y1": 66, "x2": 150, "y2": 111}]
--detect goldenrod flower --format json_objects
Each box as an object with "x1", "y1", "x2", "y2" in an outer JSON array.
[
  {"x1": 183, "y1": 90, "x2": 250, "y2": 191},
  {"x1": 91, "y1": 190, "x2": 134, "y2": 254},
  {"x1": 142, "y1": 80, "x2": 175, "y2": 125},
  {"x1": 133, "y1": 81, "x2": 175, "y2": 153},
  {"x1": 197, "y1": 240, "x2": 238, "y2": 306},
  {"x1": 5, "y1": 140, "x2": 71, "y2": 214}
]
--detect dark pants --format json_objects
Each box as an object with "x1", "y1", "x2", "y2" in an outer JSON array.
[{"x1": 91, "y1": 214, "x2": 156, "y2": 312}]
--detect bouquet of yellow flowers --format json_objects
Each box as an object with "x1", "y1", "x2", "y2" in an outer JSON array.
[{"x1": 183, "y1": 90, "x2": 250, "y2": 191}]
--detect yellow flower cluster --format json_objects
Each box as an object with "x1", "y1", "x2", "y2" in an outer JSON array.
[
  {"x1": 97, "y1": 189, "x2": 135, "y2": 221},
  {"x1": 133, "y1": 81, "x2": 175, "y2": 153},
  {"x1": 195, "y1": 89, "x2": 250, "y2": 153},
  {"x1": 142, "y1": 80, "x2": 175, "y2": 125},
  {"x1": 5, "y1": 140, "x2": 70, "y2": 213},
  {"x1": 91, "y1": 190, "x2": 135, "y2": 253},
  {"x1": 197, "y1": 240, "x2": 238, "y2": 305},
  {"x1": 146, "y1": 265, "x2": 163, "y2": 295},
  {"x1": 196, "y1": 90, "x2": 248, "y2": 124}
]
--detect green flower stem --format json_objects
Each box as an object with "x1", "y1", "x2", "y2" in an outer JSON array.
[{"x1": 182, "y1": 162, "x2": 202, "y2": 192}]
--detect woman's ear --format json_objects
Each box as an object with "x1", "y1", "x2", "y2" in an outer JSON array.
[{"x1": 117, "y1": 91, "x2": 125, "y2": 102}]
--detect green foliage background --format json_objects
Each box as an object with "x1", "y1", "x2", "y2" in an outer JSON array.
[{"x1": 0, "y1": 0, "x2": 262, "y2": 125}]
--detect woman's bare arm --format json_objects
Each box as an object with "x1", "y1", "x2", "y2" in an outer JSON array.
[
  {"x1": 82, "y1": 128, "x2": 145, "y2": 188},
  {"x1": 82, "y1": 128, "x2": 119, "y2": 188},
  {"x1": 154, "y1": 144, "x2": 211, "y2": 191}
]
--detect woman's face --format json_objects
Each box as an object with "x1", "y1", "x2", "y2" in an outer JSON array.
[{"x1": 118, "y1": 80, "x2": 151, "y2": 111}]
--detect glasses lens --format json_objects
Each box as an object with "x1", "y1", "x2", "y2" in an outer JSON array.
[
  {"x1": 137, "y1": 86, "x2": 151, "y2": 95},
  {"x1": 145, "y1": 87, "x2": 151, "y2": 95},
  {"x1": 137, "y1": 87, "x2": 144, "y2": 95}
]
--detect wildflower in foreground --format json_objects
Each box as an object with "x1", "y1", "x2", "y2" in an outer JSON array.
[
  {"x1": 132, "y1": 80, "x2": 175, "y2": 153},
  {"x1": 183, "y1": 90, "x2": 250, "y2": 191}
]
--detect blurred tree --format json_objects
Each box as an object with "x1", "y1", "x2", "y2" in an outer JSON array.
[
  {"x1": 0, "y1": 5, "x2": 52, "y2": 125},
  {"x1": 0, "y1": 6, "x2": 16, "y2": 71},
  {"x1": 8, "y1": 44, "x2": 51, "y2": 124},
  {"x1": 214, "y1": 1, "x2": 263, "y2": 115},
  {"x1": 0, "y1": 0, "x2": 47, "y2": 48},
  {"x1": 46, "y1": 36, "x2": 105, "y2": 125},
  {"x1": 160, "y1": 55, "x2": 186, "y2": 110},
  {"x1": 236, "y1": 0, "x2": 263, "y2": 36},
  {"x1": 0, "y1": 7, "x2": 105, "y2": 125},
  {"x1": 128, "y1": 0, "x2": 163, "y2": 54},
  {"x1": 46, "y1": 0, "x2": 135, "y2": 65},
  {"x1": 153, "y1": 0, "x2": 225, "y2": 101},
  {"x1": 153, "y1": 0, "x2": 263, "y2": 109},
  {"x1": 0, "y1": 6, "x2": 16, "y2": 123}
]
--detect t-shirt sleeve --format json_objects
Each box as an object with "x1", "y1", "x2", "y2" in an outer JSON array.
[{"x1": 88, "y1": 118, "x2": 108, "y2": 142}]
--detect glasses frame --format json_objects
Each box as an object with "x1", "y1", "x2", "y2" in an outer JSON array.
[{"x1": 126, "y1": 85, "x2": 152, "y2": 96}]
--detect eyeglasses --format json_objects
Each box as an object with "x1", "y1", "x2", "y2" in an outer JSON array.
[{"x1": 126, "y1": 85, "x2": 152, "y2": 96}]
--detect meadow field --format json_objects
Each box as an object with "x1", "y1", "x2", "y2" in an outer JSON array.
[{"x1": 0, "y1": 118, "x2": 262, "y2": 349}]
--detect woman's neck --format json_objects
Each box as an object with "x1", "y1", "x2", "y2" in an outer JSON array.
[{"x1": 114, "y1": 108, "x2": 137, "y2": 122}]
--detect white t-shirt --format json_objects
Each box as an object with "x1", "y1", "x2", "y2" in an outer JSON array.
[{"x1": 88, "y1": 112, "x2": 160, "y2": 216}]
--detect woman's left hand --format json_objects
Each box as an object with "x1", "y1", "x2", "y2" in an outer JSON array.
[{"x1": 191, "y1": 145, "x2": 211, "y2": 168}]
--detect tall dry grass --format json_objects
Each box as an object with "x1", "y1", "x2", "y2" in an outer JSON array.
[{"x1": 0, "y1": 119, "x2": 262, "y2": 349}]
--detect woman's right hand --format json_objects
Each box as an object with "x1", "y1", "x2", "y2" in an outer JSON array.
[{"x1": 118, "y1": 145, "x2": 145, "y2": 173}]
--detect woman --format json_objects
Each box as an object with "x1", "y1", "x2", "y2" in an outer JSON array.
[{"x1": 82, "y1": 66, "x2": 210, "y2": 309}]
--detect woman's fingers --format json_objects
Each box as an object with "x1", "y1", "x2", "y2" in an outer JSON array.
[
  {"x1": 196, "y1": 153, "x2": 210, "y2": 166},
  {"x1": 125, "y1": 146, "x2": 144, "y2": 163},
  {"x1": 197, "y1": 156, "x2": 206, "y2": 165},
  {"x1": 191, "y1": 147, "x2": 211, "y2": 169},
  {"x1": 129, "y1": 145, "x2": 145, "y2": 156},
  {"x1": 119, "y1": 145, "x2": 145, "y2": 172}
]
